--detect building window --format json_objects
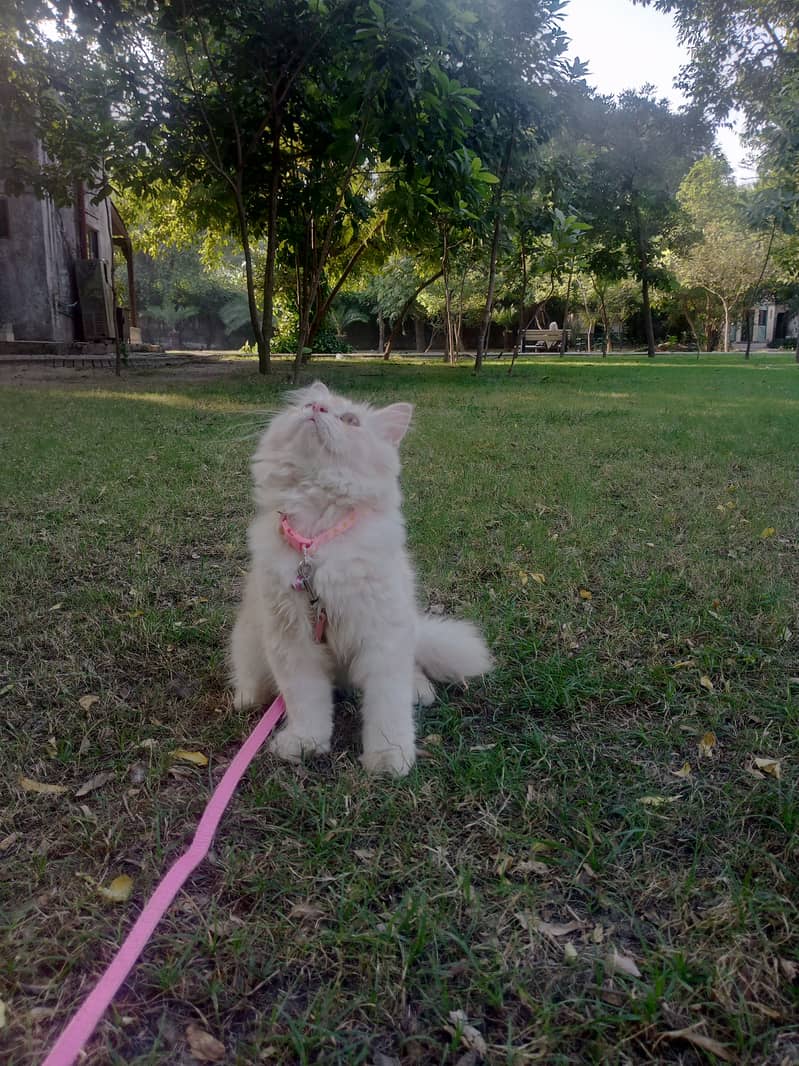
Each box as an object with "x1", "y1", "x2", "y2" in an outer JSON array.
[
  {"x1": 0, "y1": 198, "x2": 9, "y2": 239},
  {"x1": 758, "y1": 309, "x2": 767, "y2": 327},
  {"x1": 87, "y1": 226, "x2": 100, "y2": 258}
]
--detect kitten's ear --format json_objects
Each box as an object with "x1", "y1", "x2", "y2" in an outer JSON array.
[
  {"x1": 289, "y1": 381, "x2": 331, "y2": 406},
  {"x1": 375, "y1": 402, "x2": 413, "y2": 445}
]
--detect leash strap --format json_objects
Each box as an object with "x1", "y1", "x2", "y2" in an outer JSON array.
[{"x1": 42, "y1": 695, "x2": 286, "y2": 1066}]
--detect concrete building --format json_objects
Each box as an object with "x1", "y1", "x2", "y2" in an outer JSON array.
[
  {"x1": 0, "y1": 134, "x2": 139, "y2": 348},
  {"x1": 732, "y1": 299, "x2": 798, "y2": 349}
]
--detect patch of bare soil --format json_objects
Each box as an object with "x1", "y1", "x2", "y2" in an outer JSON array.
[{"x1": 0, "y1": 351, "x2": 258, "y2": 389}]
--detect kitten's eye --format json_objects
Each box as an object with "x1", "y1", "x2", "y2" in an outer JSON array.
[{"x1": 339, "y1": 412, "x2": 360, "y2": 426}]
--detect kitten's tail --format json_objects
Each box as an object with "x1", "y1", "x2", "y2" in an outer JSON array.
[{"x1": 415, "y1": 614, "x2": 493, "y2": 684}]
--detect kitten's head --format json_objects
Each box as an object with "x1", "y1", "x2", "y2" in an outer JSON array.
[{"x1": 252, "y1": 381, "x2": 413, "y2": 509}]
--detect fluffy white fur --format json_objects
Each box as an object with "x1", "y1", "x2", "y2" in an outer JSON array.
[{"x1": 230, "y1": 381, "x2": 492, "y2": 775}]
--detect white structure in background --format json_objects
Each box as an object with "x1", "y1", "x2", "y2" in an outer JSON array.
[{"x1": 732, "y1": 299, "x2": 797, "y2": 349}]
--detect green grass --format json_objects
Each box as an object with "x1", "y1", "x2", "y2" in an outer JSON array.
[{"x1": 1, "y1": 352, "x2": 798, "y2": 1064}]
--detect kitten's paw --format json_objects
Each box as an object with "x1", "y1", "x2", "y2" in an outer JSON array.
[
  {"x1": 234, "y1": 687, "x2": 259, "y2": 710},
  {"x1": 269, "y1": 728, "x2": 331, "y2": 763},
  {"x1": 414, "y1": 672, "x2": 436, "y2": 707},
  {"x1": 360, "y1": 745, "x2": 416, "y2": 777}
]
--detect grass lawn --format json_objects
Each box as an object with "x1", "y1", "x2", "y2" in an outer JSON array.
[{"x1": 1, "y1": 353, "x2": 797, "y2": 1065}]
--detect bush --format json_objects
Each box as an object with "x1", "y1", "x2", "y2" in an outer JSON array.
[{"x1": 272, "y1": 325, "x2": 352, "y2": 354}]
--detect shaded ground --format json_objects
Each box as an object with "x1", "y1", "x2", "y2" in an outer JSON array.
[{"x1": 1, "y1": 354, "x2": 797, "y2": 1065}]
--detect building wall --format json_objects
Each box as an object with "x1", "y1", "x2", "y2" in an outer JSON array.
[{"x1": 0, "y1": 137, "x2": 115, "y2": 342}]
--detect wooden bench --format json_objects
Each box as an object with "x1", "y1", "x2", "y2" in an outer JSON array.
[{"x1": 521, "y1": 329, "x2": 568, "y2": 353}]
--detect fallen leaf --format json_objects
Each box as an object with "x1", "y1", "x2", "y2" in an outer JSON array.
[
  {"x1": 531, "y1": 572, "x2": 546, "y2": 584},
  {"x1": 49, "y1": 602, "x2": 63, "y2": 611},
  {"x1": 673, "y1": 659, "x2": 693, "y2": 669},
  {"x1": 28, "y1": 1007, "x2": 56, "y2": 1023},
  {"x1": 0, "y1": 832, "x2": 20, "y2": 851},
  {"x1": 760, "y1": 526, "x2": 776, "y2": 539},
  {"x1": 422, "y1": 733, "x2": 442, "y2": 746},
  {"x1": 74, "y1": 771, "x2": 115, "y2": 798},
  {"x1": 139, "y1": 738, "x2": 157, "y2": 749},
  {"x1": 372, "y1": 1054, "x2": 401, "y2": 1066},
  {"x1": 753, "y1": 756, "x2": 781, "y2": 780},
  {"x1": 170, "y1": 749, "x2": 209, "y2": 766},
  {"x1": 288, "y1": 901, "x2": 324, "y2": 922},
  {"x1": 447, "y1": 1010, "x2": 487, "y2": 1057},
  {"x1": 671, "y1": 762, "x2": 692, "y2": 778},
  {"x1": 538, "y1": 919, "x2": 584, "y2": 938},
  {"x1": 639, "y1": 795, "x2": 677, "y2": 807},
  {"x1": 564, "y1": 941, "x2": 578, "y2": 962},
  {"x1": 591, "y1": 923, "x2": 604, "y2": 944},
  {"x1": 699, "y1": 675, "x2": 714, "y2": 692},
  {"x1": 98, "y1": 874, "x2": 133, "y2": 902},
  {"x1": 78, "y1": 694, "x2": 100, "y2": 711},
  {"x1": 578, "y1": 588, "x2": 592, "y2": 601},
  {"x1": 518, "y1": 570, "x2": 529, "y2": 586},
  {"x1": 353, "y1": 848, "x2": 375, "y2": 861},
  {"x1": 19, "y1": 776, "x2": 68, "y2": 796},
  {"x1": 606, "y1": 948, "x2": 642, "y2": 978},
  {"x1": 698, "y1": 731, "x2": 717, "y2": 757},
  {"x1": 660, "y1": 1025, "x2": 733, "y2": 1062},
  {"x1": 186, "y1": 1022, "x2": 226, "y2": 1062},
  {"x1": 778, "y1": 957, "x2": 797, "y2": 982},
  {"x1": 514, "y1": 860, "x2": 550, "y2": 878},
  {"x1": 0, "y1": 999, "x2": 6, "y2": 1030}
]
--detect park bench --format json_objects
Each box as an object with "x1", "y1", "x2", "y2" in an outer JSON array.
[{"x1": 521, "y1": 328, "x2": 568, "y2": 352}]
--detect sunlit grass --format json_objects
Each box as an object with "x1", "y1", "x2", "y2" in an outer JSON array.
[{"x1": 1, "y1": 353, "x2": 797, "y2": 1064}]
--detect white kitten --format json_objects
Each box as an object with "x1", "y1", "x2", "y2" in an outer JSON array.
[{"x1": 230, "y1": 381, "x2": 492, "y2": 775}]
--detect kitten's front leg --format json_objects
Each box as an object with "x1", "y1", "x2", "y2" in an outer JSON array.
[
  {"x1": 268, "y1": 648, "x2": 334, "y2": 762},
  {"x1": 355, "y1": 646, "x2": 416, "y2": 776}
]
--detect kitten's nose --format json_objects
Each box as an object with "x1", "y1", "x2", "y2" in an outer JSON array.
[{"x1": 311, "y1": 401, "x2": 328, "y2": 414}]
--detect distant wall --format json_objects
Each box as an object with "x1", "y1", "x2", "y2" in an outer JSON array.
[{"x1": 0, "y1": 137, "x2": 115, "y2": 341}]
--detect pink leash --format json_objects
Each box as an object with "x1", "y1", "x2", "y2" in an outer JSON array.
[{"x1": 42, "y1": 695, "x2": 286, "y2": 1066}]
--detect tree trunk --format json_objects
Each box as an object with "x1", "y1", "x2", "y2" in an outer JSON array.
[
  {"x1": 515, "y1": 237, "x2": 528, "y2": 358},
  {"x1": 383, "y1": 268, "x2": 443, "y2": 358},
  {"x1": 475, "y1": 133, "x2": 513, "y2": 373},
  {"x1": 560, "y1": 257, "x2": 575, "y2": 357},
  {"x1": 722, "y1": 299, "x2": 730, "y2": 352},
  {"x1": 745, "y1": 218, "x2": 777, "y2": 360},
  {"x1": 234, "y1": 189, "x2": 267, "y2": 372},
  {"x1": 259, "y1": 122, "x2": 281, "y2": 375},
  {"x1": 641, "y1": 273, "x2": 656, "y2": 356},
  {"x1": 795, "y1": 331, "x2": 799, "y2": 362},
  {"x1": 442, "y1": 229, "x2": 456, "y2": 364},
  {"x1": 414, "y1": 316, "x2": 425, "y2": 353},
  {"x1": 378, "y1": 312, "x2": 385, "y2": 356}
]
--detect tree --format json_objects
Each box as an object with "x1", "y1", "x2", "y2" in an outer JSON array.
[
  {"x1": 570, "y1": 90, "x2": 712, "y2": 355},
  {"x1": 634, "y1": 1, "x2": 799, "y2": 186},
  {"x1": 673, "y1": 156, "x2": 771, "y2": 351}
]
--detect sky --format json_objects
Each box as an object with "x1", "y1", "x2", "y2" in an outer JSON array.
[{"x1": 562, "y1": 0, "x2": 756, "y2": 183}]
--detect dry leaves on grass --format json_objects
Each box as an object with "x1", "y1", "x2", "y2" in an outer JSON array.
[
  {"x1": 753, "y1": 756, "x2": 781, "y2": 780},
  {"x1": 0, "y1": 832, "x2": 20, "y2": 851},
  {"x1": 446, "y1": 1010, "x2": 487, "y2": 1057},
  {"x1": 97, "y1": 875, "x2": 133, "y2": 903},
  {"x1": 538, "y1": 919, "x2": 584, "y2": 938},
  {"x1": 671, "y1": 761, "x2": 692, "y2": 778},
  {"x1": 698, "y1": 731, "x2": 717, "y2": 757},
  {"x1": 658, "y1": 1024, "x2": 734, "y2": 1062},
  {"x1": 170, "y1": 749, "x2": 209, "y2": 766},
  {"x1": 74, "y1": 771, "x2": 115, "y2": 797},
  {"x1": 288, "y1": 901, "x2": 325, "y2": 922},
  {"x1": 639, "y1": 795, "x2": 678, "y2": 808},
  {"x1": 700, "y1": 675, "x2": 715, "y2": 692},
  {"x1": 0, "y1": 998, "x2": 6, "y2": 1030},
  {"x1": 18, "y1": 776, "x2": 68, "y2": 796},
  {"x1": 578, "y1": 587, "x2": 592, "y2": 600},
  {"x1": 760, "y1": 526, "x2": 776, "y2": 539},
  {"x1": 186, "y1": 1023, "x2": 226, "y2": 1062},
  {"x1": 78, "y1": 694, "x2": 100, "y2": 711},
  {"x1": 606, "y1": 948, "x2": 642, "y2": 978}
]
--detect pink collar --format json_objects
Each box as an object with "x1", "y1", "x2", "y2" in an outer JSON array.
[{"x1": 280, "y1": 510, "x2": 358, "y2": 555}]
